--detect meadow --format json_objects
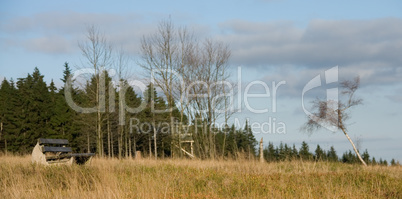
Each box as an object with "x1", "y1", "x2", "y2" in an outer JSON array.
[{"x1": 0, "y1": 155, "x2": 401, "y2": 198}]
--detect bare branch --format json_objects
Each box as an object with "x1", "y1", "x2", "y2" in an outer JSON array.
[{"x1": 301, "y1": 76, "x2": 367, "y2": 166}]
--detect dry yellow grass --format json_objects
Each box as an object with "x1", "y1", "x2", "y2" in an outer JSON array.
[{"x1": 0, "y1": 155, "x2": 401, "y2": 198}]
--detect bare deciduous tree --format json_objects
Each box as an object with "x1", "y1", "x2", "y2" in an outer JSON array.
[
  {"x1": 302, "y1": 77, "x2": 367, "y2": 166},
  {"x1": 78, "y1": 25, "x2": 112, "y2": 157},
  {"x1": 187, "y1": 39, "x2": 231, "y2": 159},
  {"x1": 140, "y1": 19, "x2": 232, "y2": 159},
  {"x1": 139, "y1": 19, "x2": 178, "y2": 159}
]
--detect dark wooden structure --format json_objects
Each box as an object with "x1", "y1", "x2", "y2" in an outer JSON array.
[{"x1": 31, "y1": 138, "x2": 94, "y2": 165}]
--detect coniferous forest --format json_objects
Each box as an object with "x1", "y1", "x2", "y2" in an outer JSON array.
[
  {"x1": 0, "y1": 64, "x2": 398, "y2": 166},
  {"x1": 0, "y1": 64, "x2": 258, "y2": 159}
]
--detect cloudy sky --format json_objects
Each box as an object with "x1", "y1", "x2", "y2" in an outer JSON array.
[{"x1": 1, "y1": 0, "x2": 402, "y2": 162}]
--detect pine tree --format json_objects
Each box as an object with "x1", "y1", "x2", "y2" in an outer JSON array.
[
  {"x1": 56, "y1": 62, "x2": 85, "y2": 152},
  {"x1": 0, "y1": 78, "x2": 19, "y2": 153},
  {"x1": 278, "y1": 142, "x2": 285, "y2": 161},
  {"x1": 242, "y1": 120, "x2": 257, "y2": 158},
  {"x1": 314, "y1": 144, "x2": 325, "y2": 161},
  {"x1": 14, "y1": 68, "x2": 52, "y2": 153},
  {"x1": 140, "y1": 83, "x2": 170, "y2": 158},
  {"x1": 263, "y1": 142, "x2": 276, "y2": 162},
  {"x1": 225, "y1": 124, "x2": 237, "y2": 158},
  {"x1": 283, "y1": 143, "x2": 291, "y2": 161},
  {"x1": 291, "y1": 144, "x2": 299, "y2": 160},
  {"x1": 378, "y1": 158, "x2": 384, "y2": 165},
  {"x1": 299, "y1": 141, "x2": 312, "y2": 161},
  {"x1": 46, "y1": 79, "x2": 61, "y2": 138},
  {"x1": 342, "y1": 150, "x2": 358, "y2": 164},
  {"x1": 371, "y1": 157, "x2": 377, "y2": 165},
  {"x1": 327, "y1": 146, "x2": 338, "y2": 162},
  {"x1": 362, "y1": 149, "x2": 370, "y2": 164},
  {"x1": 61, "y1": 62, "x2": 71, "y2": 84},
  {"x1": 390, "y1": 159, "x2": 397, "y2": 166}
]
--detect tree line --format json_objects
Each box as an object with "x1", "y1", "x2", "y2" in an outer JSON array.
[
  {"x1": 0, "y1": 67, "x2": 399, "y2": 165},
  {"x1": 262, "y1": 141, "x2": 400, "y2": 166},
  {"x1": 0, "y1": 65, "x2": 257, "y2": 159}
]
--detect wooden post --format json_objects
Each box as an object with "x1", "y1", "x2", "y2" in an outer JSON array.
[
  {"x1": 259, "y1": 137, "x2": 264, "y2": 163},
  {"x1": 190, "y1": 141, "x2": 194, "y2": 157}
]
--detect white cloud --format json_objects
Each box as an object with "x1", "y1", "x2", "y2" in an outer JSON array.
[
  {"x1": 220, "y1": 18, "x2": 402, "y2": 67},
  {"x1": 23, "y1": 35, "x2": 75, "y2": 54},
  {"x1": 0, "y1": 12, "x2": 153, "y2": 56},
  {"x1": 1, "y1": 12, "x2": 401, "y2": 89},
  {"x1": 216, "y1": 18, "x2": 402, "y2": 88},
  {"x1": 0, "y1": 11, "x2": 211, "y2": 58}
]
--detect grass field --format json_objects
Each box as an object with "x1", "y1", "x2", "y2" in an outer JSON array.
[{"x1": 0, "y1": 155, "x2": 401, "y2": 198}]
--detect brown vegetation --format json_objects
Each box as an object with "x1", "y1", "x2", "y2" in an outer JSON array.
[{"x1": 1, "y1": 155, "x2": 401, "y2": 198}]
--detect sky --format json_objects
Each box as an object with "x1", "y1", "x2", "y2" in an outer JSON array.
[{"x1": 1, "y1": 0, "x2": 402, "y2": 162}]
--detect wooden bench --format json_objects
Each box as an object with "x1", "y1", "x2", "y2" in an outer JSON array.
[{"x1": 32, "y1": 138, "x2": 94, "y2": 165}]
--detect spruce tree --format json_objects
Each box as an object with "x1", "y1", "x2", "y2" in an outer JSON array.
[
  {"x1": 299, "y1": 141, "x2": 312, "y2": 161},
  {"x1": 291, "y1": 144, "x2": 299, "y2": 160},
  {"x1": 327, "y1": 146, "x2": 338, "y2": 162},
  {"x1": 0, "y1": 78, "x2": 19, "y2": 153},
  {"x1": 314, "y1": 144, "x2": 325, "y2": 161},
  {"x1": 264, "y1": 142, "x2": 276, "y2": 162},
  {"x1": 362, "y1": 149, "x2": 370, "y2": 164},
  {"x1": 15, "y1": 68, "x2": 52, "y2": 153}
]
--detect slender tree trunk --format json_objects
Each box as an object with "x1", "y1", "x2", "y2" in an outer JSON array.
[
  {"x1": 162, "y1": 140, "x2": 165, "y2": 158},
  {"x1": 97, "y1": 69, "x2": 102, "y2": 157},
  {"x1": 133, "y1": 133, "x2": 136, "y2": 159},
  {"x1": 207, "y1": 87, "x2": 213, "y2": 159},
  {"x1": 118, "y1": 125, "x2": 122, "y2": 159},
  {"x1": 111, "y1": 127, "x2": 114, "y2": 158},
  {"x1": 107, "y1": 114, "x2": 111, "y2": 158},
  {"x1": 169, "y1": 106, "x2": 175, "y2": 158},
  {"x1": 129, "y1": 131, "x2": 132, "y2": 158},
  {"x1": 152, "y1": 99, "x2": 157, "y2": 160},
  {"x1": 130, "y1": 118, "x2": 135, "y2": 159},
  {"x1": 125, "y1": 126, "x2": 128, "y2": 158},
  {"x1": 341, "y1": 127, "x2": 367, "y2": 166},
  {"x1": 4, "y1": 138, "x2": 7, "y2": 156},
  {"x1": 149, "y1": 134, "x2": 152, "y2": 158},
  {"x1": 259, "y1": 138, "x2": 264, "y2": 163},
  {"x1": 97, "y1": 98, "x2": 103, "y2": 157},
  {"x1": 222, "y1": 134, "x2": 226, "y2": 158},
  {"x1": 222, "y1": 85, "x2": 228, "y2": 158}
]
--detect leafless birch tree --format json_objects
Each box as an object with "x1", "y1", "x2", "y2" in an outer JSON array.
[
  {"x1": 302, "y1": 77, "x2": 367, "y2": 166},
  {"x1": 78, "y1": 25, "x2": 112, "y2": 157},
  {"x1": 140, "y1": 19, "x2": 232, "y2": 159}
]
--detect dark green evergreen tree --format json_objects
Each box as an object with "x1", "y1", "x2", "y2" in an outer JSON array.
[
  {"x1": 327, "y1": 146, "x2": 338, "y2": 162},
  {"x1": 0, "y1": 78, "x2": 19, "y2": 153},
  {"x1": 342, "y1": 150, "x2": 358, "y2": 164},
  {"x1": 314, "y1": 144, "x2": 325, "y2": 161},
  {"x1": 299, "y1": 141, "x2": 312, "y2": 161},
  {"x1": 371, "y1": 157, "x2": 377, "y2": 165},
  {"x1": 263, "y1": 142, "x2": 276, "y2": 162},
  {"x1": 291, "y1": 144, "x2": 299, "y2": 160},
  {"x1": 15, "y1": 68, "x2": 52, "y2": 153},
  {"x1": 277, "y1": 142, "x2": 284, "y2": 161},
  {"x1": 362, "y1": 149, "x2": 370, "y2": 164}
]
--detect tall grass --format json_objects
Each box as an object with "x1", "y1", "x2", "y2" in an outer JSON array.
[{"x1": 0, "y1": 155, "x2": 401, "y2": 198}]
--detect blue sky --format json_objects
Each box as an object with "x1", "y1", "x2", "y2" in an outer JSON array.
[{"x1": 1, "y1": 0, "x2": 402, "y2": 162}]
